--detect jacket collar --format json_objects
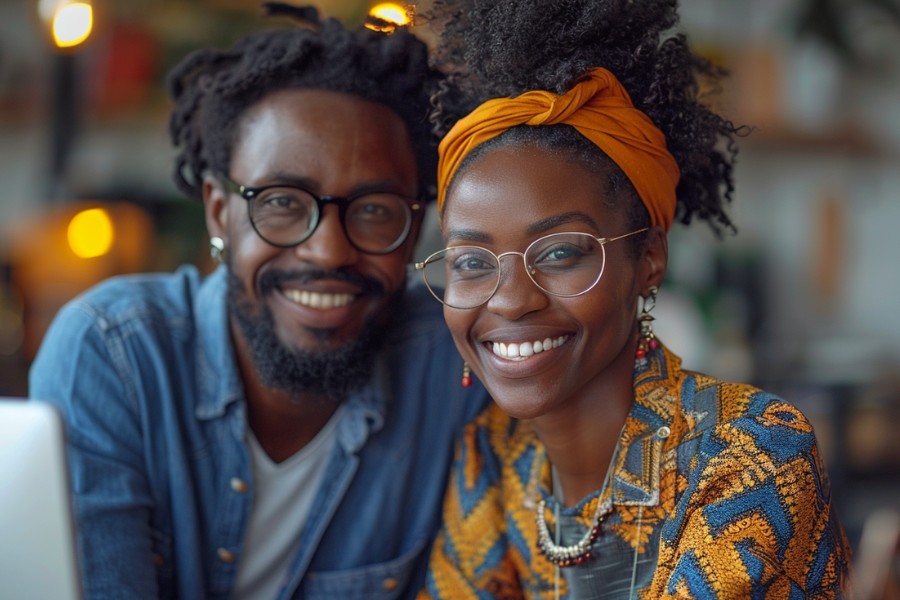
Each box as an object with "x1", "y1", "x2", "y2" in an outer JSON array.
[
  {"x1": 524, "y1": 342, "x2": 684, "y2": 509},
  {"x1": 610, "y1": 342, "x2": 682, "y2": 506}
]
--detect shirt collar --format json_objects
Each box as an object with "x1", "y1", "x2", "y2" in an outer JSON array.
[
  {"x1": 332, "y1": 342, "x2": 390, "y2": 453},
  {"x1": 194, "y1": 266, "x2": 244, "y2": 420}
]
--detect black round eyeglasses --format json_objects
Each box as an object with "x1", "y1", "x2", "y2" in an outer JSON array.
[{"x1": 223, "y1": 176, "x2": 422, "y2": 255}]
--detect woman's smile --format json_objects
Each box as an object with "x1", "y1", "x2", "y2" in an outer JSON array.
[
  {"x1": 475, "y1": 331, "x2": 576, "y2": 383},
  {"x1": 487, "y1": 335, "x2": 570, "y2": 359}
]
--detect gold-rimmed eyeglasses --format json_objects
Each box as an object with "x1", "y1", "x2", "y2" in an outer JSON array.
[{"x1": 415, "y1": 228, "x2": 648, "y2": 309}]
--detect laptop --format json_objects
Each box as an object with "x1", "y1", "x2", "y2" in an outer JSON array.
[{"x1": 0, "y1": 398, "x2": 83, "y2": 600}]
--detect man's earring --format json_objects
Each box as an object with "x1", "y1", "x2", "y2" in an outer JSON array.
[
  {"x1": 635, "y1": 285, "x2": 659, "y2": 361},
  {"x1": 210, "y1": 236, "x2": 226, "y2": 264},
  {"x1": 461, "y1": 362, "x2": 472, "y2": 388}
]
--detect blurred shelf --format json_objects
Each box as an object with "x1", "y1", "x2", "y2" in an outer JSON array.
[{"x1": 740, "y1": 124, "x2": 891, "y2": 159}]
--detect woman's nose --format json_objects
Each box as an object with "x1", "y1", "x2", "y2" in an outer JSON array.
[{"x1": 485, "y1": 254, "x2": 548, "y2": 320}]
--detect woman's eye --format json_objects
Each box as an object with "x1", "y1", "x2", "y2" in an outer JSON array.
[
  {"x1": 535, "y1": 243, "x2": 582, "y2": 263},
  {"x1": 450, "y1": 252, "x2": 495, "y2": 272}
]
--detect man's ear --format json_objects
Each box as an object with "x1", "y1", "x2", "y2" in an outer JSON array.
[
  {"x1": 203, "y1": 173, "x2": 229, "y2": 240},
  {"x1": 639, "y1": 225, "x2": 668, "y2": 294}
]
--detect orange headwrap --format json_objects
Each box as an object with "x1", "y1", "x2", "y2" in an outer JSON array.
[{"x1": 437, "y1": 67, "x2": 681, "y2": 231}]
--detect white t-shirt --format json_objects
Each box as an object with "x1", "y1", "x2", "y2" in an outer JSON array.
[{"x1": 233, "y1": 406, "x2": 344, "y2": 599}]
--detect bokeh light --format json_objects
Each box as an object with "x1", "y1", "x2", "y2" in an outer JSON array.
[
  {"x1": 67, "y1": 208, "x2": 114, "y2": 259},
  {"x1": 366, "y1": 3, "x2": 410, "y2": 31},
  {"x1": 52, "y1": 2, "x2": 93, "y2": 49}
]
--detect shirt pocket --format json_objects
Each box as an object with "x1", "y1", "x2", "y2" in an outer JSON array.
[{"x1": 300, "y1": 537, "x2": 427, "y2": 600}]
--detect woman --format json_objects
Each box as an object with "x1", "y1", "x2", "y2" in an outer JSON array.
[{"x1": 417, "y1": 0, "x2": 851, "y2": 598}]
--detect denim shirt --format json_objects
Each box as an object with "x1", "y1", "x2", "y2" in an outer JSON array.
[{"x1": 29, "y1": 265, "x2": 488, "y2": 600}]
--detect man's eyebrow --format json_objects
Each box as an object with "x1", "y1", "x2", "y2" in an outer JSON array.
[
  {"x1": 255, "y1": 171, "x2": 412, "y2": 196},
  {"x1": 247, "y1": 171, "x2": 319, "y2": 189}
]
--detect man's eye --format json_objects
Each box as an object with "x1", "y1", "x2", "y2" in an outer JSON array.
[
  {"x1": 353, "y1": 202, "x2": 392, "y2": 221},
  {"x1": 261, "y1": 193, "x2": 300, "y2": 209},
  {"x1": 350, "y1": 196, "x2": 405, "y2": 224}
]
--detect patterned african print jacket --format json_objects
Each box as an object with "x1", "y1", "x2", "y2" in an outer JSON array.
[{"x1": 422, "y1": 343, "x2": 851, "y2": 599}]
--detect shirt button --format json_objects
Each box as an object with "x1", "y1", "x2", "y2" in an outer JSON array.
[
  {"x1": 152, "y1": 553, "x2": 164, "y2": 567},
  {"x1": 230, "y1": 478, "x2": 248, "y2": 493},
  {"x1": 656, "y1": 426, "x2": 671, "y2": 439},
  {"x1": 217, "y1": 548, "x2": 236, "y2": 563},
  {"x1": 382, "y1": 577, "x2": 399, "y2": 591}
]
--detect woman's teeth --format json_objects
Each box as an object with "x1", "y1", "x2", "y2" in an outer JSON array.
[
  {"x1": 282, "y1": 289, "x2": 355, "y2": 309},
  {"x1": 491, "y1": 336, "x2": 568, "y2": 359}
]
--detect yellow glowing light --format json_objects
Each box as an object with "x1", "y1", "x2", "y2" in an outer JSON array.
[
  {"x1": 366, "y1": 3, "x2": 411, "y2": 30},
  {"x1": 52, "y1": 2, "x2": 93, "y2": 49},
  {"x1": 67, "y1": 208, "x2": 114, "y2": 259}
]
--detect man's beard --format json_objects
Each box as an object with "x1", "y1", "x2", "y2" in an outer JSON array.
[{"x1": 226, "y1": 266, "x2": 399, "y2": 403}]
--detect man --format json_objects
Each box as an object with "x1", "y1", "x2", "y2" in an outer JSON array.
[{"x1": 29, "y1": 5, "x2": 487, "y2": 598}]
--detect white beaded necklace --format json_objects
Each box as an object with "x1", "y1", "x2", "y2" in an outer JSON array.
[
  {"x1": 531, "y1": 435, "x2": 642, "y2": 599},
  {"x1": 535, "y1": 474, "x2": 611, "y2": 567},
  {"x1": 533, "y1": 437, "x2": 621, "y2": 567}
]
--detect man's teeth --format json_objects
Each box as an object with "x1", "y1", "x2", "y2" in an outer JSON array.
[
  {"x1": 283, "y1": 290, "x2": 354, "y2": 309},
  {"x1": 491, "y1": 336, "x2": 568, "y2": 359}
]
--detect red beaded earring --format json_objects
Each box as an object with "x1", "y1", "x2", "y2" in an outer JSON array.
[
  {"x1": 461, "y1": 362, "x2": 472, "y2": 388},
  {"x1": 635, "y1": 286, "x2": 659, "y2": 360}
]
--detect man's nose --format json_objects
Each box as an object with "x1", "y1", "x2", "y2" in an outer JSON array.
[{"x1": 292, "y1": 205, "x2": 359, "y2": 269}]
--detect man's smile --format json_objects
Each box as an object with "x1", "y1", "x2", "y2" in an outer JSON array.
[{"x1": 281, "y1": 289, "x2": 356, "y2": 309}]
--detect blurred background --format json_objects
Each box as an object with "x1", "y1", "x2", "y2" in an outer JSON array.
[{"x1": 1, "y1": 0, "x2": 898, "y2": 594}]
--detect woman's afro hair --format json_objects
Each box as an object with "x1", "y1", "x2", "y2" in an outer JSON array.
[{"x1": 428, "y1": 0, "x2": 745, "y2": 234}]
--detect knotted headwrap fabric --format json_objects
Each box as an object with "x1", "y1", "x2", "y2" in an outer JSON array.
[{"x1": 437, "y1": 67, "x2": 681, "y2": 231}]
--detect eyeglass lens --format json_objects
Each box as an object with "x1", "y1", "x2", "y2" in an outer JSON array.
[
  {"x1": 248, "y1": 186, "x2": 413, "y2": 253},
  {"x1": 421, "y1": 233, "x2": 607, "y2": 309}
]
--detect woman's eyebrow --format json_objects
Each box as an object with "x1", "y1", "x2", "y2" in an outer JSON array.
[
  {"x1": 444, "y1": 228, "x2": 492, "y2": 244},
  {"x1": 445, "y1": 212, "x2": 601, "y2": 244},
  {"x1": 526, "y1": 212, "x2": 599, "y2": 236}
]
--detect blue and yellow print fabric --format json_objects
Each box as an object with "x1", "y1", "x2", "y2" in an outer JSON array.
[{"x1": 422, "y1": 343, "x2": 850, "y2": 599}]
